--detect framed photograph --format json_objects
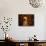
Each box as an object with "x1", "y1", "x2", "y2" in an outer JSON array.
[{"x1": 18, "y1": 14, "x2": 34, "y2": 26}]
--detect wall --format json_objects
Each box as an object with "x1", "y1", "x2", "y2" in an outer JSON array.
[{"x1": 0, "y1": 0, "x2": 46, "y2": 40}]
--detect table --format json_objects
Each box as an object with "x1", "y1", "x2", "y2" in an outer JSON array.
[{"x1": 5, "y1": 39, "x2": 46, "y2": 46}]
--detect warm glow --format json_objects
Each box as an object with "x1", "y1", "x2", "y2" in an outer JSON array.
[{"x1": 23, "y1": 16, "x2": 28, "y2": 26}]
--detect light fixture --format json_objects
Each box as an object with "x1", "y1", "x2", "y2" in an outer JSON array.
[{"x1": 29, "y1": 0, "x2": 44, "y2": 8}]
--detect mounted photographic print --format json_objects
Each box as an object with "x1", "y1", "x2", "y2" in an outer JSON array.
[{"x1": 18, "y1": 14, "x2": 34, "y2": 26}]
